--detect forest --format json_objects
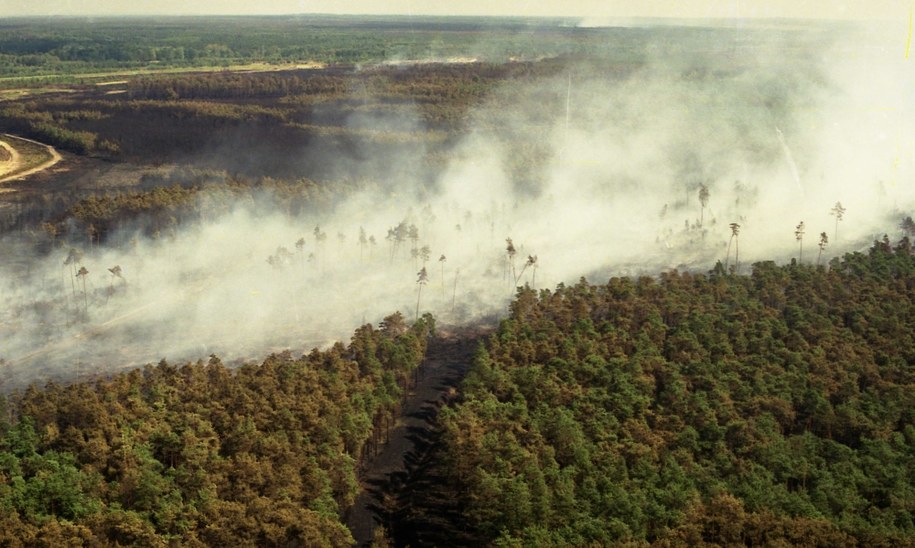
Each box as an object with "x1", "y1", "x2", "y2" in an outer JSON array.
[
  {"x1": 394, "y1": 241, "x2": 914, "y2": 546},
  {"x1": 0, "y1": 313, "x2": 433, "y2": 545}
]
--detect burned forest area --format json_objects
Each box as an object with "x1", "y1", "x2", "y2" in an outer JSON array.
[{"x1": 0, "y1": 14, "x2": 914, "y2": 547}]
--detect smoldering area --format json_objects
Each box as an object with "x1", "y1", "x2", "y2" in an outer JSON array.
[{"x1": 0, "y1": 21, "x2": 911, "y2": 389}]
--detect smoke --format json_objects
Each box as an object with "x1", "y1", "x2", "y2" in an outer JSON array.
[{"x1": 1, "y1": 20, "x2": 913, "y2": 388}]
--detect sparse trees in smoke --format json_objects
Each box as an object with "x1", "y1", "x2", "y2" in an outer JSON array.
[
  {"x1": 75, "y1": 266, "x2": 89, "y2": 317},
  {"x1": 313, "y1": 225, "x2": 327, "y2": 268},
  {"x1": 505, "y1": 237, "x2": 517, "y2": 284},
  {"x1": 698, "y1": 183, "x2": 709, "y2": 227},
  {"x1": 336, "y1": 232, "x2": 346, "y2": 261},
  {"x1": 830, "y1": 202, "x2": 846, "y2": 242},
  {"x1": 817, "y1": 232, "x2": 828, "y2": 265},
  {"x1": 726, "y1": 223, "x2": 740, "y2": 273},
  {"x1": 313, "y1": 224, "x2": 327, "y2": 251},
  {"x1": 438, "y1": 254, "x2": 446, "y2": 294},
  {"x1": 795, "y1": 221, "x2": 806, "y2": 263},
  {"x1": 359, "y1": 227, "x2": 367, "y2": 261},
  {"x1": 267, "y1": 246, "x2": 293, "y2": 269},
  {"x1": 387, "y1": 221, "x2": 408, "y2": 263},
  {"x1": 415, "y1": 267, "x2": 428, "y2": 321}
]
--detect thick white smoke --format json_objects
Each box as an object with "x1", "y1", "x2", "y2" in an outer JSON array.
[{"x1": 0, "y1": 21, "x2": 912, "y2": 388}]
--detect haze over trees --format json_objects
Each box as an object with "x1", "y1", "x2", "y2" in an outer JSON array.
[{"x1": 0, "y1": 14, "x2": 912, "y2": 547}]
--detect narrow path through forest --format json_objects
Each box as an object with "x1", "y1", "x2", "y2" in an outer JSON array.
[{"x1": 346, "y1": 327, "x2": 485, "y2": 546}]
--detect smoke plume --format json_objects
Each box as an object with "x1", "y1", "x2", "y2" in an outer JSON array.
[{"x1": 0, "y1": 20, "x2": 912, "y2": 388}]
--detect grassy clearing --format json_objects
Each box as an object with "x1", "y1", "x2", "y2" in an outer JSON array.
[
  {"x1": 0, "y1": 62, "x2": 326, "y2": 90},
  {"x1": 0, "y1": 88, "x2": 77, "y2": 101}
]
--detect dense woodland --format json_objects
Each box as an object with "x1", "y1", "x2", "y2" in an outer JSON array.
[
  {"x1": 407, "y1": 240, "x2": 915, "y2": 546},
  {"x1": 0, "y1": 312, "x2": 433, "y2": 545}
]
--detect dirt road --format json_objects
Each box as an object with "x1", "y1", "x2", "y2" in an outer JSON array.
[
  {"x1": 346, "y1": 328, "x2": 485, "y2": 546},
  {"x1": 0, "y1": 134, "x2": 63, "y2": 186},
  {"x1": 0, "y1": 139, "x2": 21, "y2": 178}
]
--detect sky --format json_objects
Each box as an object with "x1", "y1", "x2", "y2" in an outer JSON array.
[{"x1": 1, "y1": 0, "x2": 910, "y2": 20}]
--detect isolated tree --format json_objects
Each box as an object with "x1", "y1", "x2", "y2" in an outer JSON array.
[
  {"x1": 438, "y1": 254, "x2": 447, "y2": 294},
  {"x1": 452, "y1": 267, "x2": 461, "y2": 314},
  {"x1": 63, "y1": 248, "x2": 84, "y2": 300},
  {"x1": 108, "y1": 264, "x2": 124, "y2": 289},
  {"x1": 369, "y1": 235, "x2": 377, "y2": 259},
  {"x1": 388, "y1": 221, "x2": 408, "y2": 262},
  {"x1": 41, "y1": 221, "x2": 60, "y2": 247},
  {"x1": 105, "y1": 265, "x2": 125, "y2": 303},
  {"x1": 76, "y1": 266, "x2": 89, "y2": 316},
  {"x1": 359, "y1": 227, "x2": 368, "y2": 261},
  {"x1": 528, "y1": 255, "x2": 539, "y2": 288},
  {"x1": 420, "y1": 245, "x2": 431, "y2": 267},
  {"x1": 87, "y1": 224, "x2": 98, "y2": 249},
  {"x1": 795, "y1": 221, "x2": 806, "y2": 263},
  {"x1": 386, "y1": 227, "x2": 396, "y2": 261},
  {"x1": 830, "y1": 202, "x2": 846, "y2": 241},
  {"x1": 698, "y1": 183, "x2": 710, "y2": 226},
  {"x1": 505, "y1": 237, "x2": 517, "y2": 283},
  {"x1": 295, "y1": 237, "x2": 307, "y2": 275},
  {"x1": 817, "y1": 232, "x2": 828, "y2": 265},
  {"x1": 314, "y1": 224, "x2": 327, "y2": 246},
  {"x1": 415, "y1": 267, "x2": 428, "y2": 321},
  {"x1": 900, "y1": 216, "x2": 915, "y2": 239},
  {"x1": 515, "y1": 254, "x2": 538, "y2": 287},
  {"x1": 726, "y1": 223, "x2": 740, "y2": 272},
  {"x1": 313, "y1": 225, "x2": 328, "y2": 265},
  {"x1": 408, "y1": 224, "x2": 419, "y2": 254}
]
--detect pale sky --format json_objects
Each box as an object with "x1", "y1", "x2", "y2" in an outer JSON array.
[{"x1": 1, "y1": 0, "x2": 910, "y2": 20}]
